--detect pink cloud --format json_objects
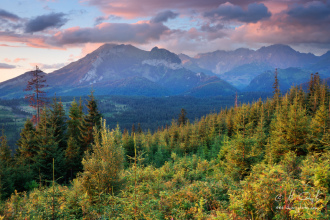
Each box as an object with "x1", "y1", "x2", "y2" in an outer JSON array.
[
  {"x1": 83, "y1": 0, "x2": 263, "y2": 19},
  {"x1": 13, "y1": 58, "x2": 27, "y2": 63},
  {"x1": 3, "y1": 58, "x2": 27, "y2": 63}
]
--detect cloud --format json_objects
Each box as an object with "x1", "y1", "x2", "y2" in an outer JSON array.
[
  {"x1": 0, "y1": 44, "x2": 21, "y2": 47},
  {"x1": 94, "y1": 15, "x2": 121, "y2": 25},
  {"x1": 30, "y1": 62, "x2": 66, "y2": 70},
  {"x1": 49, "y1": 22, "x2": 169, "y2": 45},
  {"x1": 286, "y1": 0, "x2": 330, "y2": 25},
  {"x1": 204, "y1": 2, "x2": 271, "y2": 23},
  {"x1": 0, "y1": 63, "x2": 15, "y2": 69},
  {"x1": 2, "y1": 58, "x2": 27, "y2": 63},
  {"x1": 151, "y1": 10, "x2": 179, "y2": 23},
  {"x1": 84, "y1": 0, "x2": 262, "y2": 19},
  {"x1": 0, "y1": 30, "x2": 63, "y2": 49},
  {"x1": 0, "y1": 9, "x2": 20, "y2": 21},
  {"x1": 25, "y1": 12, "x2": 68, "y2": 33},
  {"x1": 200, "y1": 23, "x2": 224, "y2": 32},
  {"x1": 13, "y1": 58, "x2": 27, "y2": 63},
  {"x1": 229, "y1": 1, "x2": 330, "y2": 47}
]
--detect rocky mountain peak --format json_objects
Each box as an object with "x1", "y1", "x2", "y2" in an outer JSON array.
[{"x1": 149, "y1": 47, "x2": 181, "y2": 64}]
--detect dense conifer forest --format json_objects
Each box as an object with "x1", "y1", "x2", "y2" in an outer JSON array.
[
  {"x1": 0, "y1": 73, "x2": 329, "y2": 219},
  {"x1": 0, "y1": 92, "x2": 272, "y2": 150}
]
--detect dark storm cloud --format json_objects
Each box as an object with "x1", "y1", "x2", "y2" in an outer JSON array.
[
  {"x1": 0, "y1": 63, "x2": 15, "y2": 69},
  {"x1": 0, "y1": 9, "x2": 20, "y2": 21},
  {"x1": 50, "y1": 22, "x2": 169, "y2": 45},
  {"x1": 204, "y1": 2, "x2": 271, "y2": 23},
  {"x1": 25, "y1": 12, "x2": 68, "y2": 33},
  {"x1": 151, "y1": 10, "x2": 179, "y2": 23},
  {"x1": 287, "y1": 0, "x2": 330, "y2": 25}
]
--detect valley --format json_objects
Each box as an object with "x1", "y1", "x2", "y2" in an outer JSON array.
[{"x1": 0, "y1": 92, "x2": 271, "y2": 150}]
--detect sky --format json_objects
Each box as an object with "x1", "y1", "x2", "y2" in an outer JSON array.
[{"x1": 0, "y1": 0, "x2": 330, "y2": 82}]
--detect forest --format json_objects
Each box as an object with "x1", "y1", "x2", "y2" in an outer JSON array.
[
  {"x1": 0, "y1": 91, "x2": 272, "y2": 150},
  {"x1": 0, "y1": 73, "x2": 329, "y2": 219}
]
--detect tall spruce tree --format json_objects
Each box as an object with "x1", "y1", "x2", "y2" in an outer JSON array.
[
  {"x1": 0, "y1": 131, "x2": 15, "y2": 199},
  {"x1": 79, "y1": 91, "x2": 102, "y2": 152},
  {"x1": 16, "y1": 118, "x2": 37, "y2": 165},
  {"x1": 35, "y1": 107, "x2": 65, "y2": 183},
  {"x1": 0, "y1": 131, "x2": 11, "y2": 166},
  {"x1": 49, "y1": 96, "x2": 67, "y2": 151},
  {"x1": 308, "y1": 103, "x2": 330, "y2": 152},
  {"x1": 267, "y1": 97, "x2": 309, "y2": 163},
  {"x1": 65, "y1": 98, "x2": 84, "y2": 179},
  {"x1": 178, "y1": 108, "x2": 187, "y2": 126},
  {"x1": 273, "y1": 68, "x2": 281, "y2": 106}
]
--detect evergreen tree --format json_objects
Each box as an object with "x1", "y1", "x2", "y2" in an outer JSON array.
[
  {"x1": 16, "y1": 119, "x2": 37, "y2": 165},
  {"x1": 0, "y1": 130, "x2": 11, "y2": 166},
  {"x1": 132, "y1": 123, "x2": 136, "y2": 134},
  {"x1": 49, "y1": 96, "x2": 67, "y2": 151},
  {"x1": 65, "y1": 98, "x2": 84, "y2": 179},
  {"x1": 307, "y1": 73, "x2": 325, "y2": 114},
  {"x1": 273, "y1": 68, "x2": 280, "y2": 94},
  {"x1": 78, "y1": 120, "x2": 124, "y2": 199},
  {"x1": 35, "y1": 107, "x2": 65, "y2": 183},
  {"x1": 14, "y1": 119, "x2": 38, "y2": 192},
  {"x1": 224, "y1": 132, "x2": 254, "y2": 180},
  {"x1": 178, "y1": 108, "x2": 187, "y2": 126},
  {"x1": 308, "y1": 103, "x2": 330, "y2": 152},
  {"x1": 272, "y1": 68, "x2": 281, "y2": 106},
  {"x1": 137, "y1": 123, "x2": 142, "y2": 134},
  {"x1": 65, "y1": 136, "x2": 81, "y2": 179},
  {"x1": 79, "y1": 91, "x2": 102, "y2": 152},
  {"x1": 123, "y1": 128, "x2": 135, "y2": 163},
  {"x1": 267, "y1": 97, "x2": 309, "y2": 163},
  {"x1": 0, "y1": 131, "x2": 14, "y2": 199}
]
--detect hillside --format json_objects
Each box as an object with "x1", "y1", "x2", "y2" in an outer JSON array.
[
  {"x1": 244, "y1": 67, "x2": 313, "y2": 92},
  {"x1": 1, "y1": 74, "x2": 329, "y2": 219}
]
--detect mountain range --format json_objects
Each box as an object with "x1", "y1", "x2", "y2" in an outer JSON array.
[{"x1": 0, "y1": 44, "x2": 329, "y2": 99}]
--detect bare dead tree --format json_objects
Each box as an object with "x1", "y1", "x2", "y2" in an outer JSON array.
[{"x1": 24, "y1": 66, "x2": 48, "y2": 125}]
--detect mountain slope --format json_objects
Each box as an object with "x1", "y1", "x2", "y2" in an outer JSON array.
[
  {"x1": 0, "y1": 44, "x2": 230, "y2": 98},
  {"x1": 185, "y1": 76, "x2": 238, "y2": 97},
  {"x1": 220, "y1": 62, "x2": 273, "y2": 89},
  {"x1": 192, "y1": 44, "x2": 318, "y2": 75},
  {"x1": 244, "y1": 68, "x2": 312, "y2": 92}
]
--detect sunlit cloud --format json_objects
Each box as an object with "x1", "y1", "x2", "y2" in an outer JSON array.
[{"x1": 83, "y1": 0, "x2": 262, "y2": 19}]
